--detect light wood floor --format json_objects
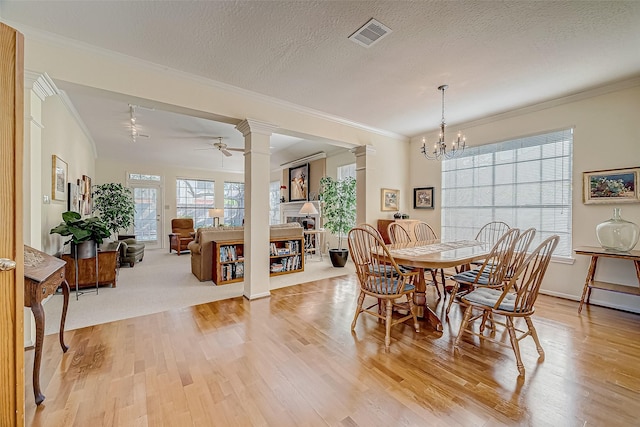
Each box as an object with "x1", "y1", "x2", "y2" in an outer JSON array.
[{"x1": 25, "y1": 274, "x2": 640, "y2": 426}]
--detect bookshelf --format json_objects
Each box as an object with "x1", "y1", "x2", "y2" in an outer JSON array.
[{"x1": 212, "y1": 236, "x2": 304, "y2": 285}]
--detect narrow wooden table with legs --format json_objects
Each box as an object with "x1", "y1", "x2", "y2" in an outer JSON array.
[
  {"x1": 574, "y1": 246, "x2": 640, "y2": 313},
  {"x1": 23, "y1": 245, "x2": 70, "y2": 405},
  {"x1": 387, "y1": 240, "x2": 489, "y2": 331}
]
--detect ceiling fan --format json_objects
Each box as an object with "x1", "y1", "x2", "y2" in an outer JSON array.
[{"x1": 197, "y1": 137, "x2": 244, "y2": 157}]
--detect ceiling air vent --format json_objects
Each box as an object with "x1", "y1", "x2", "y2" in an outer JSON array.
[{"x1": 348, "y1": 18, "x2": 392, "y2": 48}]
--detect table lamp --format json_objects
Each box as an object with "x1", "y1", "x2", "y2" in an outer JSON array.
[
  {"x1": 298, "y1": 202, "x2": 318, "y2": 229},
  {"x1": 208, "y1": 208, "x2": 224, "y2": 227}
]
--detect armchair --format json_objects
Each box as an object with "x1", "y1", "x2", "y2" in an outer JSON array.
[
  {"x1": 118, "y1": 237, "x2": 145, "y2": 267},
  {"x1": 169, "y1": 218, "x2": 195, "y2": 255}
]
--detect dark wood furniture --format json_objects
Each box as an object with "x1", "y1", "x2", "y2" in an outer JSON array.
[
  {"x1": 384, "y1": 240, "x2": 490, "y2": 332},
  {"x1": 377, "y1": 219, "x2": 421, "y2": 244},
  {"x1": 212, "y1": 236, "x2": 304, "y2": 285},
  {"x1": 169, "y1": 218, "x2": 195, "y2": 255},
  {"x1": 575, "y1": 246, "x2": 640, "y2": 313},
  {"x1": 60, "y1": 241, "x2": 120, "y2": 289},
  {"x1": 23, "y1": 245, "x2": 70, "y2": 405}
]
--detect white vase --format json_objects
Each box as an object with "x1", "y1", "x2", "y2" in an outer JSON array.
[{"x1": 595, "y1": 208, "x2": 639, "y2": 252}]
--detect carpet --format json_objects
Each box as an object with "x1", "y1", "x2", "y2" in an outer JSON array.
[{"x1": 43, "y1": 248, "x2": 355, "y2": 335}]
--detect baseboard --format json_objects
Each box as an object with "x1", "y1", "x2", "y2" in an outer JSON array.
[
  {"x1": 540, "y1": 289, "x2": 640, "y2": 314},
  {"x1": 243, "y1": 291, "x2": 271, "y2": 300}
]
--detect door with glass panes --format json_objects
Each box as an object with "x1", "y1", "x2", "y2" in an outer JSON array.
[{"x1": 131, "y1": 184, "x2": 163, "y2": 249}]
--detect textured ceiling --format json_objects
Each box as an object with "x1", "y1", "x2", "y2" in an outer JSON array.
[{"x1": 2, "y1": 1, "x2": 640, "y2": 169}]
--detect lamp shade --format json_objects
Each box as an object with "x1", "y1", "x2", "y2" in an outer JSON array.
[
  {"x1": 298, "y1": 202, "x2": 318, "y2": 216},
  {"x1": 208, "y1": 208, "x2": 224, "y2": 217}
]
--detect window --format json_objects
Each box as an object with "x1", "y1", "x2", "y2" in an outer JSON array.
[
  {"x1": 224, "y1": 181, "x2": 245, "y2": 226},
  {"x1": 129, "y1": 173, "x2": 161, "y2": 182},
  {"x1": 337, "y1": 163, "x2": 356, "y2": 180},
  {"x1": 269, "y1": 181, "x2": 281, "y2": 225},
  {"x1": 441, "y1": 128, "x2": 573, "y2": 257},
  {"x1": 176, "y1": 179, "x2": 215, "y2": 228}
]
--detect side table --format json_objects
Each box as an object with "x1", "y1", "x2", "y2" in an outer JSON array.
[
  {"x1": 574, "y1": 246, "x2": 640, "y2": 313},
  {"x1": 23, "y1": 245, "x2": 70, "y2": 405}
]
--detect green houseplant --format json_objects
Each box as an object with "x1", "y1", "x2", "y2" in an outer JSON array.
[
  {"x1": 319, "y1": 176, "x2": 356, "y2": 267},
  {"x1": 92, "y1": 183, "x2": 136, "y2": 238},
  {"x1": 50, "y1": 211, "x2": 111, "y2": 258}
]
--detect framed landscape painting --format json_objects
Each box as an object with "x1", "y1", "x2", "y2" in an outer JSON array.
[
  {"x1": 381, "y1": 188, "x2": 399, "y2": 211},
  {"x1": 583, "y1": 167, "x2": 640, "y2": 204},
  {"x1": 414, "y1": 187, "x2": 434, "y2": 209}
]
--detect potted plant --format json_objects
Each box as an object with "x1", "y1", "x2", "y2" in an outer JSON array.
[
  {"x1": 50, "y1": 211, "x2": 111, "y2": 258},
  {"x1": 319, "y1": 176, "x2": 356, "y2": 267},
  {"x1": 92, "y1": 183, "x2": 136, "y2": 239}
]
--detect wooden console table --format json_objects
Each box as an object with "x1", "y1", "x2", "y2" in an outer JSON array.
[
  {"x1": 24, "y1": 245, "x2": 70, "y2": 405},
  {"x1": 574, "y1": 246, "x2": 640, "y2": 313}
]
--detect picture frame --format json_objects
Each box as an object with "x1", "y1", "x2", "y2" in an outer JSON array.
[
  {"x1": 67, "y1": 182, "x2": 80, "y2": 213},
  {"x1": 289, "y1": 163, "x2": 309, "y2": 202},
  {"x1": 82, "y1": 175, "x2": 93, "y2": 214},
  {"x1": 381, "y1": 188, "x2": 399, "y2": 211},
  {"x1": 583, "y1": 167, "x2": 640, "y2": 204},
  {"x1": 414, "y1": 187, "x2": 434, "y2": 209},
  {"x1": 51, "y1": 155, "x2": 68, "y2": 201}
]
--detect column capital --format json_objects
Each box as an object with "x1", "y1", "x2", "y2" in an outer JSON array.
[
  {"x1": 236, "y1": 118, "x2": 279, "y2": 137},
  {"x1": 352, "y1": 144, "x2": 376, "y2": 157},
  {"x1": 24, "y1": 71, "x2": 59, "y2": 101}
]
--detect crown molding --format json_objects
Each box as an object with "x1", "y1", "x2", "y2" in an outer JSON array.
[
  {"x1": 24, "y1": 71, "x2": 59, "y2": 101},
  {"x1": 7, "y1": 20, "x2": 408, "y2": 142}
]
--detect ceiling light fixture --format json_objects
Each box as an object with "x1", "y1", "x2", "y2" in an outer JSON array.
[
  {"x1": 420, "y1": 85, "x2": 466, "y2": 160},
  {"x1": 128, "y1": 104, "x2": 150, "y2": 143}
]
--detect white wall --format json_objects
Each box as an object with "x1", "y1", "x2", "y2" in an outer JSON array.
[
  {"x1": 96, "y1": 158, "x2": 244, "y2": 245},
  {"x1": 410, "y1": 82, "x2": 640, "y2": 312},
  {"x1": 40, "y1": 95, "x2": 96, "y2": 255}
]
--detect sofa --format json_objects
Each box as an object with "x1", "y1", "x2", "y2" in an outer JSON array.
[{"x1": 188, "y1": 223, "x2": 303, "y2": 281}]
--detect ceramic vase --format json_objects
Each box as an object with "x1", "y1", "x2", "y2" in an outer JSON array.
[{"x1": 595, "y1": 208, "x2": 639, "y2": 252}]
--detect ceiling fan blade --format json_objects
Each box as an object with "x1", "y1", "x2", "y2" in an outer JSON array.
[
  {"x1": 221, "y1": 149, "x2": 233, "y2": 157},
  {"x1": 227, "y1": 147, "x2": 244, "y2": 152}
]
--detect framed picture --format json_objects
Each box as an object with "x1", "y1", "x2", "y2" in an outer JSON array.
[
  {"x1": 67, "y1": 182, "x2": 80, "y2": 213},
  {"x1": 414, "y1": 187, "x2": 434, "y2": 209},
  {"x1": 289, "y1": 163, "x2": 309, "y2": 201},
  {"x1": 583, "y1": 167, "x2": 640, "y2": 204},
  {"x1": 82, "y1": 175, "x2": 93, "y2": 214},
  {"x1": 51, "y1": 155, "x2": 67, "y2": 201},
  {"x1": 381, "y1": 188, "x2": 399, "y2": 211}
]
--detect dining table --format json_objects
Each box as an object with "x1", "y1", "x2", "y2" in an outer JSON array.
[{"x1": 386, "y1": 239, "x2": 490, "y2": 332}]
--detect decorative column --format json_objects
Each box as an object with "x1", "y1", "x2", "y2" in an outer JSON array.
[
  {"x1": 236, "y1": 119, "x2": 278, "y2": 300},
  {"x1": 353, "y1": 145, "x2": 376, "y2": 225}
]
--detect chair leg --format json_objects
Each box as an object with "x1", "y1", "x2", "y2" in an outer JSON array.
[
  {"x1": 407, "y1": 293, "x2": 419, "y2": 333},
  {"x1": 351, "y1": 291, "x2": 365, "y2": 331},
  {"x1": 525, "y1": 316, "x2": 545, "y2": 358},
  {"x1": 384, "y1": 299, "x2": 393, "y2": 351},
  {"x1": 506, "y1": 317, "x2": 525, "y2": 376},
  {"x1": 439, "y1": 269, "x2": 446, "y2": 297},
  {"x1": 446, "y1": 282, "x2": 460, "y2": 315},
  {"x1": 454, "y1": 304, "x2": 474, "y2": 347}
]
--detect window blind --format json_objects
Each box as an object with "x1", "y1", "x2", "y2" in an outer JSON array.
[
  {"x1": 176, "y1": 178, "x2": 215, "y2": 228},
  {"x1": 441, "y1": 128, "x2": 573, "y2": 257}
]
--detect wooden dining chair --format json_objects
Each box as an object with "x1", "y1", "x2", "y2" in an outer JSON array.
[
  {"x1": 348, "y1": 227, "x2": 420, "y2": 351},
  {"x1": 387, "y1": 222, "x2": 412, "y2": 244},
  {"x1": 454, "y1": 235, "x2": 560, "y2": 376},
  {"x1": 388, "y1": 222, "x2": 442, "y2": 299},
  {"x1": 413, "y1": 221, "x2": 446, "y2": 298},
  {"x1": 504, "y1": 227, "x2": 537, "y2": 287},
  {"x1": 475, "y1": 221, "x2": 511, "y2": 247},
  {"x1": 446, "y1": 228, "x2": 520, "y2": 315}
]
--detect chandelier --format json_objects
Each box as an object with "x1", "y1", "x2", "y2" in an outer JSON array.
[{"x1": 420, "y1": 84, "x2": 466, "y2": 160}]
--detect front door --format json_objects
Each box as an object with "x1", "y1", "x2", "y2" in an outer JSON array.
[
  {"x1": 0, "y1": 22, "x2": 25, "y2": 425},
  {"x1": 131, "y1": 184, "x2": 162, "y2": 249}
]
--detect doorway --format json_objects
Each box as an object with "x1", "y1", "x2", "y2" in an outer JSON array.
[{"x1": 131, "y1": 183, "x2": 163, "y2": 249}]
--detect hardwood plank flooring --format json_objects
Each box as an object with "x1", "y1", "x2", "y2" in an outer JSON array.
[{"x1": 25, "y1": 274, "x2": 640, "y2": 426}]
